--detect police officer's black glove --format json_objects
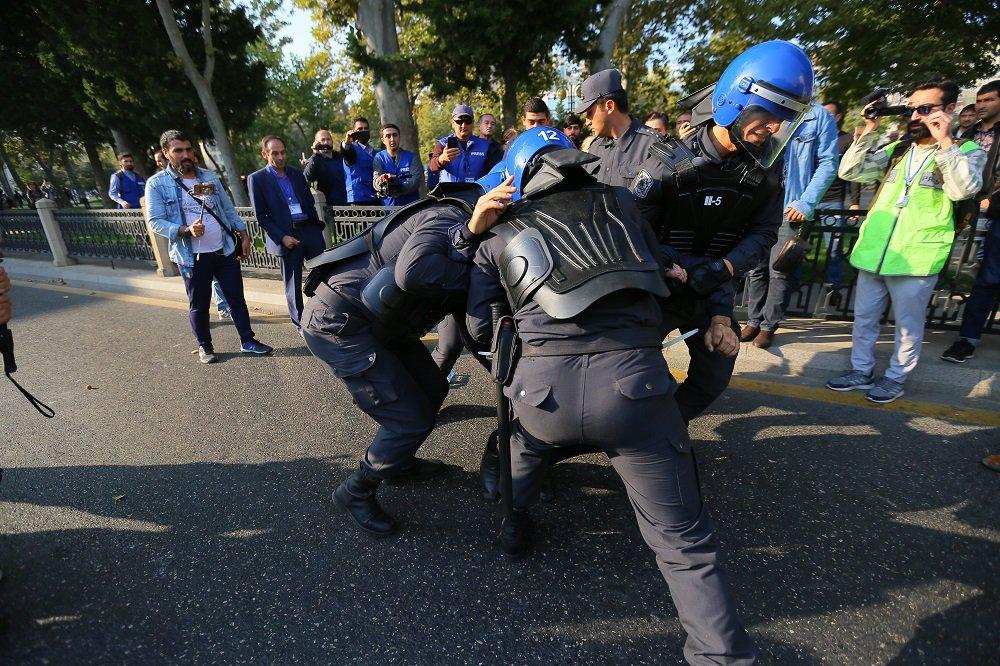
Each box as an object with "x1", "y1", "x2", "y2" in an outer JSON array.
[{"x1": 687, "y1": 258, "x2": 731, "y2": 296}]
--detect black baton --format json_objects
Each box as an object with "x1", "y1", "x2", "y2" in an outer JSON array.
[{"x1": 490, "y1": 302, "x2": 516, "y2": 523}]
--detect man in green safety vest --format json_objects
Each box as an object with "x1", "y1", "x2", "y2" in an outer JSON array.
[{"x1": 826, "y1": 80, "x2": 986, "y2": 404}]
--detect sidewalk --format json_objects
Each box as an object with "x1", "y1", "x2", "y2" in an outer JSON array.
[
  {"x1": 3, "y1": 256, "x2": 287, "y2": 310},
  {"x1": 7, "y1": 256, "x2": 999, "y2": 408},
  {"x1": 663, "y1": 318, "x2": 1000, "y2": 407}
]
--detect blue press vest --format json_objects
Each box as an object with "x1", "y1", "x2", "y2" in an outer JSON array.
[
  {"x1": 115, "y1": 170, "x2": 146, "y2": 208},
  {"x1": 344, "y1": 144, "x2": 377, "y2": 203},
  {"x1": 438, "y1": 135, "x2": 490, "y2": 183},
  {"x1": 374, "y1": 149, "x2": 420, "y2": 206}
]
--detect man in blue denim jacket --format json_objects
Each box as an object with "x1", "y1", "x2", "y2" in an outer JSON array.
[
  {"x1": 741, "y1": 102, "x2": 839, "y2": 348},
  {"x1": 145, "y1": 130, "x2": 273, "y2": 363}
]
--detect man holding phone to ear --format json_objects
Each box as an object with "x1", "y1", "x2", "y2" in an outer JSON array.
[
  {"x1": 429, "y1": 104, "x2": 502, "y2": 184},
  {"x1": 341, "y1": 117, "x2": 380, "y2": 206}
]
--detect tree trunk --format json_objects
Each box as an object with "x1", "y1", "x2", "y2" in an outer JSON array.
[
  {"x1": 110, "y1": 128, "x2": 151, "y2": 178},
  {"x1": 0, "y1": 140, "x2": 26, "y2": 192},
  {"x1": 198, "y1": 139, "x2": 222, "y2": 173},
  {"x1": 590, "y1": 0, "x2": 631, "y2": 74},
  {"x1": 500, "y1": 66, "x2": 519, "y2": 129},
  {"x1": 31, "y1": 146, "x2": 68, "y2": 207},
  {"x1": 356, "y1": 0, "x2": 420, "y2": 153},
  {"x1": 154, "y1": 0, "x2": 249, "y2": 205},
  {"x1": 84, "y1": 140, "x2": 114, "y2": 208}
]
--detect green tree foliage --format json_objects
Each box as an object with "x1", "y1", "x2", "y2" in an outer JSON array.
[
  {"x1": 405, "y1": 1, "x2": 601, "y2": 127},
  {"x1": 681, "y1": 0, "x2": 1000, "y2": 102}
]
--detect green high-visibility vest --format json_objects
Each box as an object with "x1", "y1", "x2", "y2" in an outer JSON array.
[{"x1": 849, "y1": 140, "x2": 979, "y2": 276}]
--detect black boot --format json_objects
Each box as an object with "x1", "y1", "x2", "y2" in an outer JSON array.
[
  {"x1": 480, "y1": 430, "x2": 500, "y2": 503},
  {"x1": 497, "y1": 509, "x2": 532, "y2": 560},
  {"x1": 384, "y1": 457, "x2": 447, "y2": 485},
  {"x1": 333, "y1": 469, "x2": 398, "y2": 537}
]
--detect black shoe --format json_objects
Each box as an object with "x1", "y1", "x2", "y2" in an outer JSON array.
[
  {"x1": 497, "y1": 509, "x2": 532, "y2": 560},
  {"x1": 480, "y1": 430, "x2": 501, "y2": 503},
  {"x1": 384, "y1": 457, "x2": 447, "y2": 485},
  {"x1": 827, "y1": 288, "x2": 843, "y2": 308},
  {"x1": 333, "y1": 469, "x2": 398, "y2": 536},
  {"x1": 941, "y1": 339, "x2": 975, "y2": 363},
  {"x1": 198, "y1": 344, "x2": 217, "y2": 364}
]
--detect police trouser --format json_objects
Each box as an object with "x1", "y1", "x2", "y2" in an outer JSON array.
[
  {"x1": 431, "y1": 314, "x2": 464, "y2": 376},
  {"x1": 507, "y1": 348, "x2": 754, "y2": 665},
  {"x1": 660, "y1": 293, "x2": 738, "y2": 424},
  {"x1": 302, "y1": 288, "x2": 448, "y2": 480}
]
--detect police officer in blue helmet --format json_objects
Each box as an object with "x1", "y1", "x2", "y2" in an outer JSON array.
[
  {"x1": 466, "y1": 127, "x2": 755, "y2": 664},
  {"x1": 631, "y1": 40, "x2": 814, "y2": 425}
]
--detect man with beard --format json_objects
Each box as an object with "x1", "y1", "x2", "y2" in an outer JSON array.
[
  {"x1": 826, "y1": 80, "x2": 985, "y2": 403},
  {"x1": 146, "y1": 130, "x2": 273, "y2": 363}
]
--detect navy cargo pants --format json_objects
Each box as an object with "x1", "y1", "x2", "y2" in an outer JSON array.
[
  {"x1": 302, "y1": 286, "x2": 448, "y2": 479},
  {"x1": 506, "y1": 348, "x2": 755, "y2": 665}
]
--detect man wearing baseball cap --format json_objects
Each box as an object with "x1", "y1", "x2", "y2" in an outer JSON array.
[
  {"x1": 429, "y1": 104, "x2": 503, "y2": 184},
  {"x1": 576, "y1": 68, "x2": 661, "y2": 188}
]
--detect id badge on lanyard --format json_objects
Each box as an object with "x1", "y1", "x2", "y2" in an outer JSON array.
[{"x1": 896, "y1": 148, "x2": 933, "y2": 208}]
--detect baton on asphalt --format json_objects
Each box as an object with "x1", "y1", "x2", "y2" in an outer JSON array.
[
  {"x1": 0, "y1": 256, "x2": 54, "y2": 418},
  {"x1": 490, "y1": 302, "x2": 516, "y2": 524}
]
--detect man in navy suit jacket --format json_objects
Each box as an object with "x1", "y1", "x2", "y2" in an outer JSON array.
[{"x1": 248, "y1": 135, "x2": 327, "y2": 330}]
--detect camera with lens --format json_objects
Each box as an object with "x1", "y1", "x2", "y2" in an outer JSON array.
[{"x1": 862, "y1": 88, "x2": 907, "y2": 119}]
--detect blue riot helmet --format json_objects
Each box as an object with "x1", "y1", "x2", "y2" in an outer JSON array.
[
  {"x1": 476, "y1": 161, "x2": 507, "y2": 194},
  {"x1": 475, "y1": 126, "x2": 575, "y2": 201},
  {"x1": 712, "y1": 40, "x2": 814, "y2": 168}
]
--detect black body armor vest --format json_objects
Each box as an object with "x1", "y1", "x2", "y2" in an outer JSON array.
[
  {"x1": 651, "y1": 137, "x2": 780, "y2": 257},
  {"x1": 493, "y1": 184, "x2": 669, "y2": 320}
]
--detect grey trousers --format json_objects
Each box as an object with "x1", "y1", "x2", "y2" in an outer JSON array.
[
  {"x1": 507, "y1": 349, "x2": 755, "y2": 665},
  {"x1": 745, "y1": 222, "x2": 796, "y2": 331},
  {"x1": 850, "y1": 270, "x2": 937, "y2": 383}
]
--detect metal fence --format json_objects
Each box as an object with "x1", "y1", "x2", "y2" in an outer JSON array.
[
  {"x1": 56, "y1": 209, "x2": 156, "y2": 264},
  {"x1": 0, "y1": 210, "x2": 53, "y2": 256},
  {"x1": 231, "y1": 205, "x2": 396, "y2": 277},
  {"x1": 325, "y1": 205, "x2": 396, "y2": 243},
  {"x1": 736, "y1": 208, "x2": 998, "y2": 334}
]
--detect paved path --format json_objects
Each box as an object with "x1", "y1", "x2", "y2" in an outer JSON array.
[{"x1": 1, "y1": 284, "x2": 997, "y2": 663}]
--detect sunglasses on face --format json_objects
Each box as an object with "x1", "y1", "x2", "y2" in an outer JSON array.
[
  {"x1": 903, "y1": 103, "x2": 944, "y2": 117},
  {"x1": 454, "y1": 118, "x2": 474, "y2": 126}
]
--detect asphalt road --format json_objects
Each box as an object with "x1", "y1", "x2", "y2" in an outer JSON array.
[{"x1": 1, "y1": 284, "x2": 998, "y2": 664}]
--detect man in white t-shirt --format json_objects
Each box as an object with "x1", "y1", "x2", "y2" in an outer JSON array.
[{"x1": 145, "y1": 130, "x2": 274, "y2": 363}]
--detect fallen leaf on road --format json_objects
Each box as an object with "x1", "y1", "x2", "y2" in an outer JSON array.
[{"x1": 113, "y1": 495, "x2": 125, "y2": 502}]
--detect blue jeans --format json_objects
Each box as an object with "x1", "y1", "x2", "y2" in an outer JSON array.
[
  {"x1": 822, "y1": 215, "x2": 847, "y2": 289},
  {"x1": 213, "y1": 280, "x2": 229, "y2": 313},
  {"x1": 959, "y1": 218, "x2": 999, "y2": 343}
]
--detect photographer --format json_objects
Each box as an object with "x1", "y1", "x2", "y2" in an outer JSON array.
[
  {"x1": 303, "y1": 129, "x2": 347, "y2": 206},
  {"x1": 826, "y1": 80, "x2": 986, "y2": 403},
  {"x1": 373, "y1": 123, "x2": 423, "y2": 206},
  {"x1": 341, "y1": 117, "x2": 380, "y2": 206}
]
